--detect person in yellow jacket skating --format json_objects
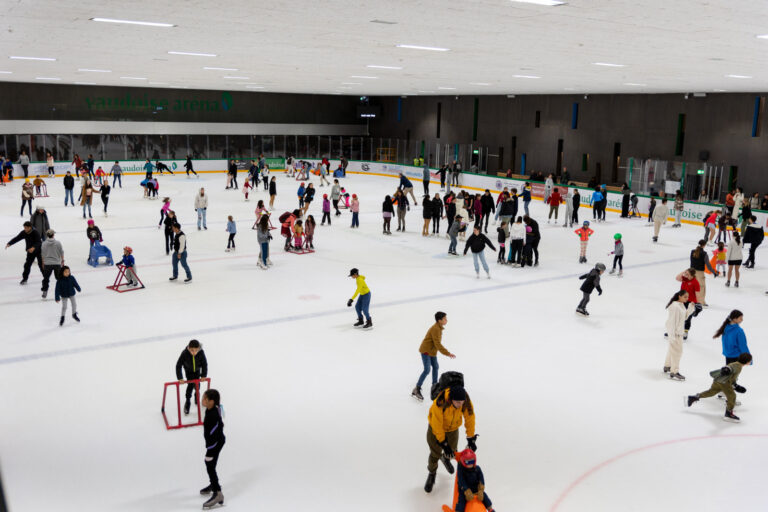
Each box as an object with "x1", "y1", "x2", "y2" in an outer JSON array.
[
  {"x1": 424, "y1": 385, "x2": 476, "y2": 493},
  {"x1": 346, "y1": 268, "x2": 372, "y2": 329}
]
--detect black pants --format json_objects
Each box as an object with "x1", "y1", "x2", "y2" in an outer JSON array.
[
  {"x1": 612, "y1": 255, "x2": 623, "y2": 270},
  {"x1": 745, "y1": 244, "x2": 758, "y2": 267},
  {"x1": 572, "y1": 208, "x2": 579, "y2": 224},
  {"x1": 227, "y1": 233, "x2": 236, "y2": 248},
  {"x1": 423, "y1": 180, "x2": 429, "y2": 195},
  {"x1": 22, "y1": 164, "x2": 29, "y2": 178},
  {"x1": 21, "y1": 199, "x2": 32, "y2": 216},
  {"x1": 621, "y1": 196, "x2": 629, "y2": 217},
  {"x1": 440, "y1": 174, "x2": 446, "y2": 188},
  {"x1": 521, "y1": 245, "x2": 533, "y2": 267},
  {"x1": 531, "y1": 236, "x2": 540, "y2": 263},
  {"x1": 23, "y1": 251, "x2": 43, "y2": 280},
  {"x1": 578, "y1": 291, "x2": 591, "y2": 310},
  {"x1": 41, "y1": 264, "x2": 61, "y2": 291},
  {"x1": 205, "y1": 440, "x2": 225, "y2": 492},
  {"x1": 432, "y1": 216, "x2": 440, "y2": 233},
  {"x1": 510, "y1": 239, "x2": 523, "y2": 263},
  {"x1": 498, "y1": 244, "x2": 506, "y2": 262},
  {"x1": 332, "y1": 199, "x2": 340, "y2": 214},
  {"x1": 322, "y1": 212, "x2": 331, "y2": 224},
  {"x1": 230, "y1": 174, "x2": 238, "y2": 189},
  {"x1": 483, "y1": 211, "x2": 491, "y2": 232},
  {"x1": 165, "y1": 230, "x2": 174, "y2": 254},
  {"x1": 186, "y1": 168, "x2": 198, "y2": 176},
  {"x1": 185, "y1": 381, "x2": 201, "y2": 401},
  {"x1": 683, "y1": 301, "x2": 701, "y2": 330},
  {"x1": 648, "y1": 206, "x2": 654, "y2": 223},
  {"x1": 102, "y1": 197, "x2": 109, "y2": 212},
  {"x1": 263, "y1": 176, "x2": 268, "y2": 190},
  {"x1": 250, "y1": 174, "x2": 258, "y2": 188},
  {"x1": 446, "y1": 218, "x2": 453, "y2": 234}
]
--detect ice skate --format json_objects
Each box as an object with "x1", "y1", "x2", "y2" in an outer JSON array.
[
  {"x1": 184, "y1": 398, "x2": 191, "y2": 415},
  {"x1": 19, "y1": 279, "x2": 27, "y2": 285},
  {"x1": 686, "y1": 395, "x2": 699, "y2": 407},
  {"x1": 486, "y1": 272, "x2": 491, "y2": 279},
  {"x1": 609, "y1": 269, "x2": 616, "y2": 274},
  {"x1": 184, "y1": 277, "x2": 192, "y2": 283},
  {"x1": 411, "y1": 387, "x2": 424, "y2": 401},
  {"x1": 353, "y1": 318, "x2": 364, "y2": 328},
  {"x1": 424, "y1": 472, "x2": 436, "y2": 493},
  {"x1": 725, "y1": 280, "x2": 730, "y2": 287},
  {"x1": 202, "y1": 491, "x2": 224, "y2": 509},
  {"x1": 59, "y1": 316, "x2": 64, "y2": 326},
  {"x1": 42, "y1": 290, "x2": 47, "y2": 299},
  {"x1": 618, "y1": 270, "x2": 623, "y2": 277},
  {"x1": 663, "y1": 366, "x2": 670, "y2": 374},
  {"x1": 683, "y1": 330, "x2": 688, "y2": 340},
  {"x1": 440, "y1": 454, "x2": 455, "y2": 474},
  {"x1": 267, "y1": 258, "x2": 273, "y2": 266},
  {"x1": 576, "y1": 308, "x2": 588, "y2": 316},
  {"x1": 723, "y1": 410, "x2": 740, "y2": 423},
  {"x1": 363, "y1": 318, "x2": 373, "y2": 329},
  {"x1": 653, "y1": 236, "x2": 658, "y2": 242},
  {"x1": 72, "y1": 313, "x2": 80, "y2": 322},
  {"x1": 669, "y1": 372, "x2": 685, "y2": 381},
  {"x1": 735, "y1": 281, "x2": 739, "y2": 288}
]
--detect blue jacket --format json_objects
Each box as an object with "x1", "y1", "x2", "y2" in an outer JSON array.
[
  {"x1": 399, "y1": 175, "x2": 413, "y2": 189},
  {"x1": 117, "y1": 254, "x2": 135, "y2": 267},
  {"x1": 55, "y1": 275, "x2": 81, "y2": 300},
  {"x1": 722, "y1": 323, "x2": 749, "y2": 358},
  {"x1": 297, "y1": 185, "x2": 305, "y2": 196},
  {"x1": 457, "y1": 464, "x2": 485, "y2": 494},
  {"x1": 592, "y1": 191, "x2": 604, "y2": 203},
  {"x1": 226, "y1": 220, "x2": 237, "y2": 234}
]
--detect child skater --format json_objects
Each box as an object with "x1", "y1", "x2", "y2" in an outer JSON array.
[
  {"x1": 225, "y1": 216, "x2": 237, "y2": 252},
  {"x1": 508, "y1": 216, "x2": 525, "y2": 266},
  {"x1": 686, "y1": 352, "x2": 752, "y2": 423},
  {"x1": 292, "y1": 219, "x2": 304, "y2": 250},
  {"x1": 576, "y1": 262, "x2": 605, "y2": 316},
  {"x1": 159, "y1": 197, "x2": 171, "y2": 228},
  {"x1": 455, "y1": 449, "x2": 496, "y2": 512},
  {"x1": 304, "y1": 215, "x2": 316, "y2": 250},
  {"x1": 55, "y1": 265, "x2": 81, "y2": 326},
  {"x1": 609, "y1": 233, "x2": 624, "y2": 276},
  {"x1": 663, "y1": 290, "x2": 695, "y2": 381},
  {"x1": 574, "y1": 220, "x2": 594, "y2": 263},
  {"x1": 350, "y1": 194, "x2": 360, "y2": 228},
  {"x1": 200, "y1": 388, "x2": 226, "y2": 509},
  {"x1": 521, "y1": 224, "x2": 534, "y2": 267},
  {"x1": 115, "y1": 246, "x2": 141, "y2": 287},
  {"x1": 242, "y1": 179, "x2": 252, "y2": 201},
  {"x1": 297, "y1": 182, "x2": 306, "y2": 209},
  {"x1": 86, "y1": 219, "x2": 102, "y2": 246},
  {"x1": 321, "y1": 194, "x2": 332, "y2": 225},
  {"x1": 496, "y1": 221, "x2": 507, "y2": 264},
  {"x1": 712, "y1": 241, "x2": 727, "y2": 276},
  {"x1": 269, "y1": 176, "x2": 277, "y2": 209}
]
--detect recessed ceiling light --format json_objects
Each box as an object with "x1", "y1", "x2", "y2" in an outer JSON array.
[
  {"x1": 74, "y1": 82, "x2": 96, "y2": 85},
  {"x1": 366, "y1": 65, "x2": 402, "y2": 70},
  {"x1": 35, "y1": 77, "x2": 61, "y2": 80},
  {"x1": 0, "y1": 71, "x2": 12, "y2": 74},
  {"x1": 120, "y1": 76, "x2": 147, "y2": 80},
  {"x1": 203, "y1": 67, "x2": 238, "y2": 71},
  {"x1": 513, "y1": 74, "x2": 541, "y2": 79},
  {"x1": 90, "y1": 17, "x2": 175, "y2": 27},
  {"x1": 510, "y1": 0, "x2": 566, "y2": 5},
  {"x1": 438, "y1": 86, "x2": 456, "y2": 90},
  {"x1": 757, "y1": 35, "x2": 768, "y2": 39},
  {"x1": 10, "y1": 56, "x2": 56, "y2": 61},
  {"x1": 725, "y1": 74, "x2": 751, "y2": 79},
  {"x1": 350, "y1": 75, "x2": 378, "y2": 79},
  {"x1": 470, "y1": 82, "x2": 491, "y2": 86},
  {"x1": 624, "y1": 83, "x2": 647, "y2": 86},
  {"x1": 78, "y1": 68, "x2": 111, "y2": 73},
  {"x1": 396, "y1": 44, "x2": 450, "y2": 52},
  {"x1": 592, "y1": 62, "x2": 626, "y2": 67},
  {"x1": 168, "y1": 51, "x2": 217, "y2": 57}
]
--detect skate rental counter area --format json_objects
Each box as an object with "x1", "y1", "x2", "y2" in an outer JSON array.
[{"x1": 3, "y1": 2, "x2": 768, "y2": 511}]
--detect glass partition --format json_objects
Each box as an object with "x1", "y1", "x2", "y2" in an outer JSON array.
[{"x1": 189, "y1": 135, "x2": 208, "y2": 159}]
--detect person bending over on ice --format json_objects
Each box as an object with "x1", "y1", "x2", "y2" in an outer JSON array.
[
  {"x1": 455, "y1": 449, "x2": 496, "y2": 512},
  {"x1": 576, "y1": 263, "x2": 605, "y2": 316},
  {"x1": 686, "y1": 352, "x2": 752, "y2": 423},
  {"x1": 176, "y1": 339, "x2": 209, "y2": 415},
  {"x1": 347, "y1": 268, "x2": 372, "y2": 329},
  {"x1": 424, "y1": 385, "x2": 477, "y2": 493}
]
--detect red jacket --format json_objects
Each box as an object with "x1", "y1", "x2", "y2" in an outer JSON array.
[
  {"x1": 574, "y1": 227, "x2": 594, "y2": 241},
  {"x1": 680, "y1": 276, "x2": 700, "y2": 303},
  {"x1": 547, "y1": 192, "x2": 562, "y2": 206}
]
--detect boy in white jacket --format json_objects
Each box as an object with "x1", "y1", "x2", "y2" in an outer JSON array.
[
  {"x1": 195, "y1": 188, "x2": 208, "y2": 230},
  {"x1": 664, "y1": 290, "x2": 696, "y2": 381}
]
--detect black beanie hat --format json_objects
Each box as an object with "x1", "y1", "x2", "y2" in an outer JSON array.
[{"x1": 450, "y1": 386, "x2": 466, "y2": 401}]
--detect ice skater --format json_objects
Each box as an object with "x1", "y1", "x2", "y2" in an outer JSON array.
[
  {"x1": 184, "y1": 155, "x2": 198, "y2": 177},
  {"x1": 651, "y1": 198, "x2": 669, "y2": 242},
  {"x1": 455, "y1": 449, "x2": 496, "y2": 512},
  {"x1": 742, "y1": 216, "x2": 763, "y2": 268},
  {"x1": 200, "y1": 388, "x2": 225, "y2": 509},
  {"x1": 242, "y1": 179, "x2": 252, "y2": 201},
  {"x1": 686, "y1": 352, "x2": 751, "y2": 423},
  {"x1": 6, "y1": 221, "x2": 43, "y2": 285},
  {"x1": 225, "y1": 216, "x2": 237, "y2": 252},
  {"x1": 170, "y1": 223, "x2": 192, "y2": 283},
  {"x1": 463, "y1": 226, "x2": 496, "y2": 279},
  {"x1": 321, "y1": 194, "x2": 332, "y2": 225},
  {"x1": 115, "y1": 246, "x2": 141, "y2": 287},
  {"x1": 574, "y1": 221, "x2": 594, "y2": 263},
  {"x1": 350, "y1": 194, "x2": 360, "y2": 228},
  {"x1": 576, "y1": 263, "x2": 605, "y2": 316},
  {"x1": 496, "y1": 221, "x2": 507, "y2": 264},
  {"x1": 159, "y1": 197, "x2": 172, "y2": 227},
  {"x1": 663, "y1": 290, "x2": 695, "y2": 381},
  {"x1": 725, "y1": 231, "x2": 743, "y2": 287},
  {"x1": 55, "y1": 266, "x2": 81, "y2": 326},
  {"x1": 675, "y1": 268, "x2": 703, "y2": 340},
  {"x1": 175, "y1": 339, "x2": 208, "y2": 415},
  {"x1": 411, "y1": 312, "x2": 455, "y2": 401},
  {"x1": 347, "y1": 268, "x2": 372, "y2": 329},
  {"x1": 608, "y1": 233, "x2": 624, "y2": 276}
]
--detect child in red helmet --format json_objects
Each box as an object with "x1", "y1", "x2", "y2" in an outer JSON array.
[
  {"x1": 116, "y1": 246, "x2": 139, "y2": 287},
  {"x1": 456, "y1": 448, "x2": 495, "y2": 512}
]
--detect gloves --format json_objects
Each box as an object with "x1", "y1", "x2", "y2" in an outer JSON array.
[
  {"x1": 464, "y1": 489, "x2": 475, "y2": 502},
  {"x1": 734, "y1": 384, "x2": 746, "y2": 393},
  {"x1": 477, "y1": 483, "x2": 485, "y2": 502},
  {"x1": 467, "y1": 435, "x2": 478, "y2": 451},
  {"x1": 694, "y1": 303, "x2": 703, "y2": 313},
  {"x1": 440, "y1": 440, "x2": 454, "y2": 459},
  {"x1": 347, "y1": 299, "x2": 353, "y2": 307},
  {"x1": 720, "y1": 366, "x2": 732, "y2": 376}
]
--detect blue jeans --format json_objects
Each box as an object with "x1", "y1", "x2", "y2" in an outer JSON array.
[
  {"x1": 172, "y1": 250, "x2": 192, "y2": 279},
  {"x1": 449, "y1": 235, "x2": 458, "y2": 253},
  {"x1": 416, "y1": 353, "x2": 439, "y2": 388},
  {"x1": 113, "y1": 175, "x2": 122, "y2": 187},
  {"x1": 64, "y1": 189, "x2": 74, "y2": 205},
  {"x1": 351, "y1": 212, "x2": 359, "y2": 227},
  {"x1": 260, "y1": 242, "x2": 269, "y2": 266},
  {"x1": 524, "y1": 200, "x2": 530, "y2": 216},
  {"x1": 355, "y1": 292, "x2": 371, "y2": 321},
  {"x1": 472, "y1": 251, "x2": 489, "y2": 273},
  {"x1": 82, "y1": 203, "x2": 92, "y2": 217},
  {"x1": 197, "y1": 208, "x2": 207, "y2": 229}
]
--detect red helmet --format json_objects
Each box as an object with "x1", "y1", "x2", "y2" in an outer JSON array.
[
  {"x1": 323, "y1": 194, "x2": 328, "y2": 199},
  {"x1": 123, "y1": 246, "x2": 133, "y2": 254},
  {"x1": 301, "y1": 182, "x2": 305, "y2": 186},
  {"x1": 457, "y1": 448, "x2": 476, "y2": 468}
]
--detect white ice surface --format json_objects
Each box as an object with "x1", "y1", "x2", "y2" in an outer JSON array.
[{"x1": 1, "y1": 172, "x2": 767, "y2": 512}]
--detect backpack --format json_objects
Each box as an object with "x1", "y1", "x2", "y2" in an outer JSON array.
[
  {"x1": 430, "y1": 371, "x2": 464, "y2": 401},
  {"x1": 278, "y1": 211, "x2": 292, "y2": 223}
]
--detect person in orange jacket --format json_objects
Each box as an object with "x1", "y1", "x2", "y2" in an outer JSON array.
[
  {"x1": 547, "y1": 187, "x2": 563, "y2": 223},
  {"x1": 575, "y1": 220, "x2": 594, "y2": 263}
]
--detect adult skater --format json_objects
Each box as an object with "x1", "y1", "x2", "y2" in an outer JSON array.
[
  {"x1": 80, "y1": 179, "x2": 94, "y2": 219},
  {"x1": 480, "y1": 190, "x2": 495, "y2": 233},
  {"x1": 5, "y1": 221, "x2": 43, "y2": 285},
  {"x1": 546, "y1": 187, "x2": 562, "y2": 222},
  {"x1": 673, "y1": 191, "x2": 684, "y2": 227},
  {"x1": 20, "y1": 179, "x2": 34, "y2": 217},
  {"x1": 269, "y1": 176, "x2": 277, "y2": 209},
  {"x1": 18, "y1": 150, "x2": 29, "y2": 178},
  {"x1": 175, "y1": 339, "x2": 209, "y2": 415},
  {"x1": 439, "y1": 164, "x2": 447, "y2": 190},
  {"x1": 63, "y1": 171, "x2": 75, "y2": 206},
  {"x1": 411, "y1": 312, "x2": 455, "y2": 401},
  {"x1": 620, "y1": 183, "x2": 631, "y2": 218},
  {"x1": 591, "y1": 186, "x2": 603, "y2": 222},
  {"x1": 398, "y1": 172, "x2": 418, "y2": 206},
  {"x1": 663, "y1": 290, "x2": 695, "y2": 381},
  {"x1": 155, "y1": 160, "x2": 174, "y2": 175},
  {"x1": 184, "y1": 155, "x2": 198, "y2": 177},
  {"x1": 742, "y1": 216, "x2": 763, "y2": 268},
  {"x1": 331, "y1": 179, "x2": 342, "y2": 216},
  {"x1": 395, "y1": 190, "x2": 409, "y2": 232},
  {"x1": 523, "y1": 215, "x2": 541, "y2": 266},
  {"x1": 652, "y1": 198, "x2": 669, "y2": 242},
  {"x1": 227, "y1": 160, "x2": 238, "y2": 189},
  {"x1": 521, "y1": 183, "x2": 532, "y2": 216},
  {"x1": 571, "y1": 188, "x2": 580, "y2": 226},
  {"x1": 463, "y1": 226, "x2": 496, "y2": 279},
  {"x1": 544, "y1": 174, "x2": 554, "y2": 204},
  {"x1": 195, "y1": 188, "x2": 208, "y2": 230},
  {"x1": 424, "y1": 385, "x2": 476, "y2": 493},
  {"x1": 431, "y1": 193, "x2": 443, "y2": 235},
  {"x1": 143, "y1": 158, "x2": 154, "y2": 179},
  {"x1": 30, "y1": 205, "x2": 50, "y2": 241},
  {"x1": 422, "y1": 195, "x2": 433, "y2": 236},
  {"x1": 169, "y1": 223, "x2": 192, "y2": 283},
  {"x1": 725, "y1": 231, "x2": 743, "y2": 287},
  {"x1": 200, "y1": 388, "x2": 226, "y2": 509},
  {"x1": 40, "y1": 229, "x2": 64, "y2": 299},
  {"x1": 715, "y1": 310, "x2": 750, "y2": 368},
  {"x1": 110, "y1": 161, "x2": 123, "y2": 188},
  {"x1": 422, "y1": 162, "x2": 431, "y2": 195},
  {"x1": 451, "y1": 160, "x2": 461, "y2": 187},
  {"x1": 690, "y1": 240, "x2": 717, "y2": 306},
  {"x1": 576, "y1": 263, "x2": 605, "y2": 316},
  {"x1": 563, "y1": 187, "x2": 574, "y2": 228},
  {"x1": 46, "y1": 151, "x2": 55, "y2": 177},
  {"x1": 686, "y1": 352, "x2": 751, "y2": 423},
  {"x1": 86, "y1": 154, "x2": 95, "y2": 179},
  {"x1": 100, "y1": 180, "x2": 111, "y2": 216},
  {"x1": 347, "y1": 268, "x2": 372, "y2": 329}
]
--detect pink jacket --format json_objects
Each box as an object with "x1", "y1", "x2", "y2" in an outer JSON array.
[
  {"x1": 351, "y1": 199, "x2": 359, "y2": 213},
  {"x1": 161, "y1": 202, "x2": 171, "y2": 213}
]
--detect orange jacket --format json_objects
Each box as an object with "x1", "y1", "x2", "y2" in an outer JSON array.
[{"x1": 574, "y1": 227, "x2": 594, "y2": 241}]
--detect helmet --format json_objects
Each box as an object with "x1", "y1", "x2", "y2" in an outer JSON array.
[
  {"x1": 123, "y1": 246, "x2": 133, "y2": 254},
  {"x1": 457, "y1": 448, "x2": 476, "y2": 468},
  {"x1": 583, "y1": 220, "x2": 590, "y2": 226},
  {"x1": 300, "y1": 182, "x2": 305, "y2": 186},
  {"x1": 323, "y1": 194, "x2": 328, "y2": 199},
  {"x1": 595, "y1": 263, "x2": 606, "y2": 272},
  {"x1": 614, "y1": 233, "x2": 622, "y2": 240}
]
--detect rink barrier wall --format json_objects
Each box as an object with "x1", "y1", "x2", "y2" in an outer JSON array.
[{"x1": 23, "y1": 157, "x2": 768, "y2": 233}]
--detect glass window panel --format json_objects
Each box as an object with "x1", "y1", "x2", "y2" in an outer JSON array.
[
  {"x1": 124, "y1": 135, "x2": 144, "y2": 159},
  {"x1": 297, "y1": 135, "x2": 308, "y2": 158},
  {"x1": 72, "y1": 135, "x2": 98, "y2": 162},
  {"x1": 30, "y1": 135, "x2": 44, "y2": 161},
  {"x1": 147, "y1": 135, "x2": 167, "y2": 160},
  {"x1": 3, "y1": 135, "x2": 18, "y2": 161},
  {"x1": 0, "y1": 135, "x2": 6, "y2": 159},
  {"x1": 168, "y1": 135, "x2": 187, "y2": 160},
  {"x1": 101, "y1": 135, "x2": 124, "y2": 161},
  {"x1": 189, "y1": 135, "x2": 207, "y2": 159},
  {"x1": 251, "y1": 135, "x2": 263, "y2": 157},
  {"x1": 262, "y1": 136, "x2": 274, "y2": 158},
  {"x1": 209, "y1": 136, "x2": 227, "y2": 158},
  {"x1": 57, "y1": 135, "x2": 72, "y2": 161},
  {"x1": 228, "y1": 135, "x2": 250, "y2": 159},
  {"x1": 42, "y1": 135, "x2": 57, "y2": 160},
  {"x1": 286, "y1": 135, "x2": 297, "y2": 158}
]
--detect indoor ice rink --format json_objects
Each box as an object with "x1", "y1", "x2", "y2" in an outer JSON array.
[{"x1": 2, "y1": 2, "x2": 768, "y2": 512}]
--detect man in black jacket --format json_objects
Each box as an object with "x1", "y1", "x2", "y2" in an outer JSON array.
[
  {"x1": 577, "y1": 263, "x2": 605, "y2": 316},
  {"x1": 523, "y1": 215, "x2": 541, "y2": 266},
  {"x1": 463, "y1": 226, "x2": 496, "y2": 279},
  {"x1": 480, "y1": 190, "x2": 495, "y2": 233},
  {"x1": 63, "y1": 171, "x2": 75, "y2": 206},
  {"x1": 5, "y1": 221, "x2": 43, "y2": 284},
  {"x1": 176, "y1": 339, "x2": 208, "y2": 414},
  {"x1": 742, "y1": 215, "x2": 764, "y2": 268}
]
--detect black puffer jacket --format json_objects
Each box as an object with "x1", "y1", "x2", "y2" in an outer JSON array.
[{"x1": 175, "y1": 348, "x2": 208, "y2": 380}]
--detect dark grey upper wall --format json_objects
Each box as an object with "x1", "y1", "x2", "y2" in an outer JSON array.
[
  {"x1": 0, "y1": 82, "x2": 360, "y2": 124},
  {"x1": 368, "y1": 93, "x2": 768, "y2": 193}
]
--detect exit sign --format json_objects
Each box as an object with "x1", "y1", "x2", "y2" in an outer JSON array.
[{"x1": 697, "y1": 169, "x2": 705, "y2": 175}]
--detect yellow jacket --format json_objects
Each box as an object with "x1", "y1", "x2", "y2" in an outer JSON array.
[
  {"x1": 350, "y1": 275, "x2": 370, "y2": 299},
  {"x1": 428, "y1": 389, "x2": 475, "y2": 442}
]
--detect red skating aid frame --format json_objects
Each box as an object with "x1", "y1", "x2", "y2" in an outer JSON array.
[
  {"x1": 161, "y1": 378, "x2": 210, "y2": 430},
  {"x1": 106, "y1": 264, "x2": 145, "y2": 292}
]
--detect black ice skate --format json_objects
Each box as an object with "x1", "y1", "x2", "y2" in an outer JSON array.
[
  {"x1": 663, "y1": 366, "x2": 670, "y2": 374},
  {"x1": 686, "y1": 395, "x2": 699, "y2": 407},
  {"x1": 363, "y1": 318, "x2": 373, "y2": 329},
  {"x1": 576, "y1": 308, "x2": 589, "y2": 316},
  {"x1": 440, "y1": 454, "x2": 455, "y2": 474},
  {"x1": 184, "y1": 398, "x2": 191, "y2": 415},
  {"x1": 202, "y1": 491, "x2": 224, "y2": 509},
  {"x1": 669, "y1": 372, "x2": 685, "y2": 381},
  {"x1": 200, "y1": 485, "x2": 212, "y2": 495},
  {"x1": 411, "y1": 387, "x2": 424, "y2": 401},
  {"x1": 72, "y1": 313, "x2": 80, "y2": 322},
  {"x1": 424, "y1": 472, "x2": 436, "y2": 493},
  {"x1": 353, "y1": 318, "x2": 364, "y2": 328},
  {"x1": 59, "y1": 316, "x2": 64, "y2": 326},
  {"x1": 724, "y1": 410, "x2": 740, "y2": 423}
]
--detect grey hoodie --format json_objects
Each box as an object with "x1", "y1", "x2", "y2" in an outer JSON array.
[
  {"x1": 331, "y1": 184, "x2": 341, "y2": 200},
  {"x1": 41, "y1": 237, "x2": 64, "y2": 265}
]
